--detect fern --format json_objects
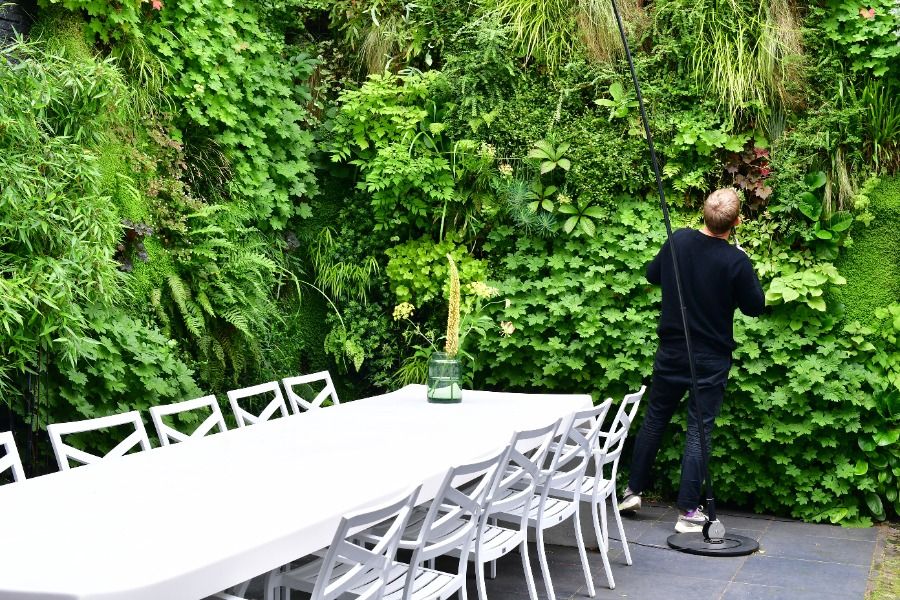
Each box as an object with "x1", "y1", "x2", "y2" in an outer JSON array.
[{"x1": 150, "y1": 205, "x2": 280, "y2": 388}]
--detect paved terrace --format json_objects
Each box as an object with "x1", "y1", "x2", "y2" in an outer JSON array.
[{"x1": 240, "y1": 501, "x2": 881, "y2": 600}]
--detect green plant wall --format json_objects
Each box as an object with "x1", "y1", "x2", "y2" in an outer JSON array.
[{"x1": 833, "y1": 177, "x2": 900, "y2": 326}]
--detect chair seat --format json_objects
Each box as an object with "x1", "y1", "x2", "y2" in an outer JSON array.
[
  {"x1": 281, "y1": 558, "x2": 459, "y2": 600},
  {"x1": 491, "y1": 486, "x2": 576, "y2": 529},
  {"x1": 381, "y1": 563, "x2": 458, "y2": 600}
]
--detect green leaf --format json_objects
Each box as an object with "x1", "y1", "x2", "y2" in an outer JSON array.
[
  {"x1": 805, "y1": 171, "x2": 827, "y2": 190},
  {"x1": 854, "y1": 460, "x2": 868, "y2": 476},
  {"x1": 556, "y1": 158, "x2": 571, "y2": 171},
  {"x1": 874, "y1": 429, "x2": 900, "y2": 447},
  {"x1": 580, "y1": 218, "x2": 596, "y2": 237},
  {"x1": 808, "y1": 297, "x2": 827, "y2": 312},
  {"x1": 541, "y1": 199, "x2": 554, "y2": 211},
  {"x1": 563, "y1": 216, "x2": 578, "y2": 234},
  {"x1": 798, "y1": 192, "x2": 822, "y2": 221},
  {"x1": 556, "y1": 204, "x2": 578, "y2": 215},
  {"x1": 609, "y1": 82, "x2": 623, "y2": 99},
  {"x1": 829, "y1": 212, "x2": 853, "y2": 232},
  {"x1": 865, "y1": 492, "x2": 885, "y2": 520}
]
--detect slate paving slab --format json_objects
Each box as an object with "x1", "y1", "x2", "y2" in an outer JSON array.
[{"x1": 229, "y1": 501, "x2": 880, "y2": 600}]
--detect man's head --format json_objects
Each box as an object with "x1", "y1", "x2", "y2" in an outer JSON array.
[{"x1": 704, "y1": 188, "x2": 741, "y2": 235}]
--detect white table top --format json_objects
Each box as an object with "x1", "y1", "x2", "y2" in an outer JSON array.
[{"x1": 0, "y1": 385, "x2": 591, "y2": 600}]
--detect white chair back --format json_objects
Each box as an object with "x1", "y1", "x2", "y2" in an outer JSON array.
[
  {"x1": 403, "y1": 446, "x2": 506, "y2": 600},
  {"x1": 484, "y1": 419, "x2": 560, "y2": 527},
  {"x1": 0, "y1": 431, "x2": 25, "y2": 483},
  {"x1": 47, "y1": 411, "x2": 152, "y2": 471},
  {"x1": 545, "y1": 403, "x2": 611, "y2": 496},
  {"x1": 606, "y1": 385, "x2": 646, "y2": 445},
  {"x1": 226, "y1": 381, "x2": 290, "y2": 427},
  {"x1": 313, "y1": 486, "x2": 421, "y2": 600},
  {"x1": 283, "y1": 371, "x2": 339, "y2": 414},
  {"x1": 149, "y1": 395, "x2": 227, "y2": 446}
]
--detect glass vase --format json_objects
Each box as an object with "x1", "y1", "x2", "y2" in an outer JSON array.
[{"x1": 427, "y1": 352, "x2": 462, "y2": 403}]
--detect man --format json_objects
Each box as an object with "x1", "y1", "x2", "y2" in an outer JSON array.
[{"x1": 618, "y1": 188, "x2": 765, "y2": 533}]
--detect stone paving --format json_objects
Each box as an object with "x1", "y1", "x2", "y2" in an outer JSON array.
[
  {"x1": 239, "y1": 501, "x2": 880, "y2": 600},
  {"x1": 468, "y1": 501, "x2": 879, "y2": 600}
]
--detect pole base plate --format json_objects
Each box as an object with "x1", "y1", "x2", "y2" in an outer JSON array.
[{"x1": 667, "y1": 532, "x2": 759, "y2": 557}]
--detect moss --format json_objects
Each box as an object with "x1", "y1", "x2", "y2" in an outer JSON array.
[
  {"x1": 127, "y1": 236, "x2": 175, "y2": 304},
  {"x1": 29, "y1": 8, "x2": 94, "y2": 63},
  {"x1": 834, "y1": 177, "x2": 900, "y2": 326}
]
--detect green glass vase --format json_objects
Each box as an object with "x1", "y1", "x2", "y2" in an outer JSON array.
[{"x1": 427, "y1": 352, "x2": 462, "y2": 403}]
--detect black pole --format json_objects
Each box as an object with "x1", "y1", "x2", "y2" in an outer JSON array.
[{"x1": 608, "y1": 0, "x2": 717, "y2": 523}]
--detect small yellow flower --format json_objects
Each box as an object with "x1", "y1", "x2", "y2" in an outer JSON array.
[
  {"x1": 393, "y1": 302, "x2": 415, "y2": 321},
  {"x1": 480, "y1": 142, "x2": 497, "y2": 158},
  {"x1": 498, "y1": 163, "x2": 513, "y2": 177},
  {"x1": 505, "y1": 298, "x2": 511, "y2": 309},
  {"x1": 557, "y1": 193, "x2": 572, "y2": 205},
  {"x1": 500, "y1": 321, "x2": 515, "y2": 336},
  {"x1": 468, "y1": 281, "x2": 499, "y2": 299}
]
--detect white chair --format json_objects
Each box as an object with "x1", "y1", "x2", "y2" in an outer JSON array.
[
  {"x1": 469, "y1": 419, "x2": 560, "y2": 600},
  {"x1": 47, "y1": 411, "x2": 152, "y2": 471},
  {"x1": 589, "y1": 386, "x2": 645, "y2": 588},
  {"x1": 549, "y1": 386, "x2": 645, "y2": 590},
  {"x1": 493, "y1": 404, "x2": 611, "y2": 600},
  {"x1": 149, "y1": 395, "x2": 227, "y2": 446},
  {"x1": 319, "y1": 446, "x2": 507, "y2": 600},
  {"x1": 216, "y1": 486, "x2": 421, "y2": 600},
  {"x1": 227, "y1": 381, "x2": 290, "y2": 427},
  {"x1": 283, "y1": 371, "x2": 339, "y2": 414},
  {"x1": 0, "y1": 431, "x2": 25, "y2": 483}
]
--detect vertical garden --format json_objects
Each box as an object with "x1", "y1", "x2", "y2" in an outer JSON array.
[{"x1": 0, "y1": 0, "x2": 898, "y2": 524}]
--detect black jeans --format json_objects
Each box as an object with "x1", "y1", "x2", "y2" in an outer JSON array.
[{"x1": 627, "y1": 344, "x2": 731, "y2": 511}]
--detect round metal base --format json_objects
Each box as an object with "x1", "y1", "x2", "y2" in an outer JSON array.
[{"x1": 667, "y1": 532, "x2": 759, "y2": 557}]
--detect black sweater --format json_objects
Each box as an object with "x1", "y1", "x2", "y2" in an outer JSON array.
[{"x1": 647, "y1": 228, "x2": 766, "y2": 356}]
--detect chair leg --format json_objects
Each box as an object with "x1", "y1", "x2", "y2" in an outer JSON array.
[
  {"x1": 459, "y1": 581, "x2": 468, "y2": 600},
  {"x1": 611, "y1": 488, "x2": 633, "y2": 566},
  {"x1": 591, "y1": 494, "x2": 605, "y2": 552},
  {"x1": 489, "y1": 559, "x2": 497, "y2": 579},
  {"x1": 476, "y1": 559, "x2": 489, "y2": 600},
  {"x1": 536, "y1": 527, "x2": 556, "y2": 600},
  {"x1": 573, "y1": 506, "x2": 596, "y2": 597},
  {"x1": 594, "y1": 494, "x2": 616, "y2": 590},
  {"x1": 262, "y1": 570, "x2": 278, "y2": 600},
  {"x1": 600, "y1": 493, "x2": 617, "y2": 588},
  {"x1": 520, "y1": 539, "x2": 539, "y2": 600}
]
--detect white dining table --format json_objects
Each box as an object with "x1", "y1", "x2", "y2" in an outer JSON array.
[{"x1": 0, "y1": 384, "x2": 592, "y2": 600}]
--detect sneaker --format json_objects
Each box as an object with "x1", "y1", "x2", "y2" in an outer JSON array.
[
  {"x1": 617, "y1": 489, "x2": 641, "y2": 513},
  {"x1": 675, "y1": 507, "x2": 707, "y2": 533}
]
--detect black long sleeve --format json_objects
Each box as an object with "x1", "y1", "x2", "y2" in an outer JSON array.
[{"x1": 647, "y1": 228, "x2": 765, "y2": 355}]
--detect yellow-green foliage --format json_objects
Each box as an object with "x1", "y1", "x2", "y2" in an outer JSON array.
[
  {"x1": 30, "y1": 9, "x2": 94, "y2": 62},
  {"x1": 834, "y1": 177, "x2": 900, "y2": 326},
  {"x1": 128, "y1": 237, "x2": 175, "y2": 303}
]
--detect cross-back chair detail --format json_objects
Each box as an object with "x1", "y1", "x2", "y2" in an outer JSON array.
[
  {"x1": 0, "y1": 431, "x2": 25, "y2": 483},
  {"x1": 226, "y1": 381, "x2": 290, "y2": 427},
  {"x1": 149, "y1": 395, "x2": 227, "y2": 446},
  {"x1": 282, "y1": 371, "x2": 339, "y2": 414},
  {"x1": 47, "y1": 411, "x2": 152, "y2": 471}
]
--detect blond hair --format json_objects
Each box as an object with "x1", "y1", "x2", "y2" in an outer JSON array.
[{"x1": 703, "y1": 188, "x2": 741, "y2": 235}]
